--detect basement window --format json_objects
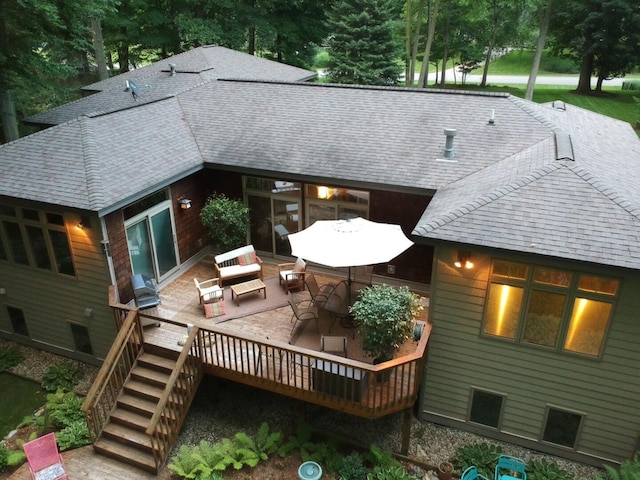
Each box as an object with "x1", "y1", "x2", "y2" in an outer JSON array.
[
  {"x1": 7, "y1": 306, "x2": 29, "y2": 337},
  {"x1": 542, "y1": 407, "x2": 583, "y2": 449},
  {"x1": 70, "y1": 323, "x2": 93, "y2": 355},
  {"x1": 469, "y1": 389, "x2": 504, "y2": 429}
]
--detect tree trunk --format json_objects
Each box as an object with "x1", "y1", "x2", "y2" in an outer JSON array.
[
  {"x1": 576, "y1": 51, "x2": 593, "y2": 94},
  {"x1": 91, "y1": 19, "x2": 108, "y2": 80},
  {"x1": 439, "y1": 13, "x2": 450, "y2": 86},
  {"x1": 417, "y1": 0, "x2": 440, "y2": 88},
  {"x1": 525, "y1": 2, "x2": 552, "y2": 101},
  {"x1": 0, "y1": 88, "x2": 19, "y2": 143},
  {"x1": 118, "y1": 43, "x2": 130, "y2": 73},
  {"x1": 404, "y1": 0, "x2": 413, "y2": 85},
  {"x1": 409, "y1": 0, "x2": 426, "y2": 86},
  {"x1": 248, "y1": 26, "x2": 256, "y2": 55},
  {"x1": 595, "y1": 76, "x2": 604, "y2": 92}
]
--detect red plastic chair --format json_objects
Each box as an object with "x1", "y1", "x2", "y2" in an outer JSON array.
[{"x1": 22, "y1": 432, "x2": 68, "y2": 480}]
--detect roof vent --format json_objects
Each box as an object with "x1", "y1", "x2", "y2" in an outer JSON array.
[
  {"x1": 169, "y1": 63, "x2": 176, "y2": 76},
  {"x1": 552, "y1": 100, "x2": 566, "y2": 111},
  {"x1": 443, "y1": 128, "x2": 457, "y2": 159},
  {"x1": 555, "y1": 130, "x2": 574, "y2": 161}
]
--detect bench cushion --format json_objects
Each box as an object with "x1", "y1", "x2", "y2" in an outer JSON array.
[{"x1": 218, "y1": 263, "x2": 261, "y2": 279}]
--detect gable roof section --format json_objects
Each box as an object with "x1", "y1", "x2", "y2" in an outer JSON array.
[
  {"x1": 413, "y1": 101, "x2": 640, "y2": 269},
  {"x1": 0, "y1": 98, "x2": 202, "y2": 213},
  {"x1": 26, "y1": 45, "x2": 316, "y2": 127}
]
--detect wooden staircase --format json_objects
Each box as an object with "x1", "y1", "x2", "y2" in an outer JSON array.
[{"x1": 94, "y1": 352, "x2": 178, "y2": 472}]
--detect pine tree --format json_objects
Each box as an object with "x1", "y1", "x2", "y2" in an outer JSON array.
[{"x1": 326, "y1": 0, "x2": 403, "y2": 86}]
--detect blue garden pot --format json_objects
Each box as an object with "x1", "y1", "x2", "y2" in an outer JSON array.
[{"x1": 298, "y1": 460, "x2": 322, "y2": 480}]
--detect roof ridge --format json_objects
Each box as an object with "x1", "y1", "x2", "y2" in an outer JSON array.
[
  {"x1": 413, "y1": 162, "x2": 563, "y2": 234},
  {"x1": 567, "y1": 163, "x2": 640, "y2": 218},
  {"x1": 507, "y1": 96, "x2": 559, "y2": 131},
  {"x1": 79, "y1": 116, "x2": 105, "y2": 210}
]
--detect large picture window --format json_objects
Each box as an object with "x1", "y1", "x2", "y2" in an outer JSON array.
[
  {"x1": 0, "y1": 207, "x2": 76, "y2": 277},
  {"x1": 483, "y1": 260, "x2": 617, "y2": 357}
]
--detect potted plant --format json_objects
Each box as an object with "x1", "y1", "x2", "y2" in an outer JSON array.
[
  {"x1": 350, "y1": 284, "x2": 423, "y2": 363},
  {"x1": 199, "y1": 193, "x2": 250, "y2": 252}
]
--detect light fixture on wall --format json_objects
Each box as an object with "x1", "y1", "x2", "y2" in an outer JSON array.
[
  {"x1": 454, "y1": 251, "x2": 474, "y2": 269},
  {"x1": 76, "y1": 215, "x2": 91, "y2": 231},
  {"x1": 179, "y1": 198, "x2": 192, "y2": 210}
]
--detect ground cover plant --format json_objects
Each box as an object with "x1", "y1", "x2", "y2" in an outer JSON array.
[{"x1": 0, "y1": 374, "x2": 46, "y2": 440}]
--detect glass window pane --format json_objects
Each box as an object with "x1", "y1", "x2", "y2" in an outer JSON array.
[
  {"x1": 308, "y1": 203, "x2": 335, "y2": 224},
  {"x1": 7, "y1": 306, "x2": 29, "y2": 336},
  {"x1": 49, "y1": 230, "x2": 76, "y2": 276},
  {"x1": 470, "y1": 390, "x2": 503, "y2": 428},
  {"x1": 523, "y1": 290, "x2": 566, "y2": 347},
  {"x1": 484, "y1": 284, "x2": 523, "y2": 339},
  {"x1": 46, "y1": 213, "x2": 65, "y2": 226},
  {"x1": 22, "y1": 209, "x2": 39, "y2": 221},
  {"x1": 564, "y1": 298, "x2": 611, "y2": 356},
  {"x1": 70, "y1": 324, "x2": 93, "y2": 355},
  {"x1": 492, "y1": 260, "x2": 528, "y2": 280},
  {"x1": 123, "y1": 190, "x2": 168, "y2": 221},
  {"x1": 578, "y1": 275, "x2": 618, "y2": 296},
  {"x1": 0, "y1": 235, "x2": 6, "y2": 261},
  {"x1": 3, "y1": 221, "x2": 29, "y2": 265},
  {"x1": 543, "y1": 408, "x2": 582, "y2": 448},
  {"x1": 127, "y1": 220, "x2": 154, "y2": 278},
  {"x1": 150, "y1": 209, "x2": 177, "y2": 277},
  {"x1": 0, "y1": 205, "x2": 16, "y2": 216},
  {"x1": 248, "y1": 195, "x2": 274, "y2": 253},
  {"x1": 26, "y1": 226, "x2": 52, "y2": 270},
  {"x1": 533, "y1": 267, "x2": 571, "y2": 287}
]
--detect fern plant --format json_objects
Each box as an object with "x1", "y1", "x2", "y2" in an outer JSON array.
[
  {"x1": 0, "y1": 345, "x2": 24, "y2": 371},
  {"x1": 168, "y1": 444, "x2": 209, "y2": 479},
  {"x1": 597, "y1": 452, "x2": 640, "y2": 480},
  {"x1": 254, "y1": 422, "x2": 283, "y2": 458}
]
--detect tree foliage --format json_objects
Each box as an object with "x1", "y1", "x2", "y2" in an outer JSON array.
[{"x1": 326, "y1": 0, "x2": 403, "y2": 85}]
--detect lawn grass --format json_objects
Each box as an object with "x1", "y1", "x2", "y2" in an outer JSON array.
[{"x1": 0, "y1": 373, "x2": 46, "y2": 438}]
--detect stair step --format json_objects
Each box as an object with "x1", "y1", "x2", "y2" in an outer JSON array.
[
  {"x1": 103, "y1": 422, "x2": 153, "y2": 452},
  {"x1": 110, "y1": 407, "x2": 151, "y2": 431},
  {"x1": 138, "y1": 352, "x2": 176, "y2": 372},
  {"x1": 131, "y1": 365, "x2": 171, "y2": 387},
  {"x1": 94, "y1": 437, "x2": 156, "y2": 473},
  {"x1": 117, "y1": 393, "x2": 157, "y2": 416},
  {"x1": 124, "y1": 380, "x2": 164, "y2": 401}
]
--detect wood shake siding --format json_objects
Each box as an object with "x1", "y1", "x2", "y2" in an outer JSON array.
[
  {"x1": 0, "y1": 213, "x2": 113, "y2": 363},
  {"x1": 420, "y1": 245, "x2": 640, "y2": 465}
]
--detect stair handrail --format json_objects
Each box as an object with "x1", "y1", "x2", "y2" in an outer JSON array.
[
  {"x1": 81, "y1": 307, "x2": 144, "y2": 438},
  {"x1": 145, "y1": 326, "x2": 202, "y2": 469}
]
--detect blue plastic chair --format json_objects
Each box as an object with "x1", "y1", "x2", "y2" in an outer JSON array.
[
  {"x1": 461, "y1": 466, "x2": 490, "y2": 480},
  {"x1": 494, "y1": 455, "x2": 527, "y2": 480}
]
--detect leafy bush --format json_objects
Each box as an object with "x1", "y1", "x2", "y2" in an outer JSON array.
[
  {"x1": 41, "y1": 362, "x2": 82, "y2": 392},
  {"x1": 0, "y1": 444, "x2": 8, "y2": 472},
  {"x1": 453, "y1": 442, "x2": 502, "y2": 478},
  {"x1": 542, "y1": 56, "x2": 579, "y2": 74},
  {"x1": 0, "y1": 345, "x2": 24, "y2": 371},
  {"x1": 338, "y1": 452, "x2": 369, "y2": 480},
  {"x1": 199, "y1": 193, "x2": 250, "y2": 252},
  {"x1": 597, "y1": 452, "x2": 640, "y2": 479},
  {"x1": 367, "y1": 465, "x2": 419, "y2": 480},
  {"x1": 56, "y1": 420, "x2": 91, "y2": 451},
  {"x1": 526, "y1": 459, "x2": 573, "y2": 480},
  {"x1": 46, "y1": 390, "x2": 85, "y2": 428},
  {"x1": 622, "y1": 81, "x2": 640, "y2": 91}
]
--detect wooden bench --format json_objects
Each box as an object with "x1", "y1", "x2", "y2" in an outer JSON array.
[{"x1": 214, "y1": 245, "x2": 263, "y2": 287}]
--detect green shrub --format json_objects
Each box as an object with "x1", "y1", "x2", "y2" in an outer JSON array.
[
  {"x1": 541, "y1": 56, "x2": 579, "y2": 74},
  {"x1": 55, "y1": 420, "x2": 91, "y2": 451},
  {"x1": 366, "y1": 465, "x2": 418, "y2": 480},
  {"x1": 526, "y1": 459, "x2": 573, "y2": 480},
  {"x1": 199, "y1": 193, "x2": 250, "y2": 252},
  {"x1": 314, "y1": 49, "x2": 331, "y2": 69},
  {"x1": 41, "y1": 362, "x2": 82, "y2": 392},
  {"x1": 169, "y1": 444, "x2": 208, "y2": 479},
  {"x1": 365, "y1": 444, "x2": 402, "y2": 470},
  {"x1": 622, "y1": 81, "x2": 640, "y2": 91},
  {"x1": 597, "y1": 452, "x2": 640, "y2": 479},
  {"x1": 46, "y1": 390, "x2": 85, "y2": 428},
  {"x1": 0, "y1": 444, "x2": 8, "y2": 472},
  {"x1": 339, "y1": 452, "x2": 369, "y2": 480},
  {"x1": 453, "y1": 442, "x2": 502, "y2": 478},
  {"x1": 0, "y1": 345, "x2": 24, "y2": 371},
  {"x1": 6, "y1": 449, "x2": 25, "y2": 467}
]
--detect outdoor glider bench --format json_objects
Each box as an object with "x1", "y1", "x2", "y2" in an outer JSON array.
[{"x1": 214, "y1": 244, "x2": 263, "y2": 286}]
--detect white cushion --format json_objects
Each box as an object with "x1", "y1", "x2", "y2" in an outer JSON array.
[
  {"x1": 219, "y1": 263, "x2": 261, "y2": 279},
  {"x1": 215, "y1": 245, "x2": 255, "y2": 264}
]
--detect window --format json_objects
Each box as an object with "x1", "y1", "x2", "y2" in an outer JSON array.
[
  {"x1": 542, "y1": 407, "x2": 583, "y2": 449},
  {"x1": 469, "y1": 389, "x2": 504, "y2": 429},
  {"x1": 7, "y1": 306, "x2": 29, "y2": 337},
  {"x1": 0, "y1": 206, "x2": 76, "y2": 276},
  {"x1": 483, "y1": 260, "x2": 617, "y2": 357},
  {"x1": 305, "y1": 184, "x2": 369, "y2": 224},
  {"x1": 70, "y1": 323, "x2": 93, "y2": 355}
]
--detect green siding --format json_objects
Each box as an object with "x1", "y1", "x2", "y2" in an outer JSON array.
[
  {"x1": 421, "y1": 245, "x2": 640, "y2": 465},
  {"x1": 0, "y1": 212, "x2": 114, "y2": 363}
]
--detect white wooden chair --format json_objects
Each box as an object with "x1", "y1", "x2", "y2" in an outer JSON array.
[{"x1": 193, "y1": 277, "x2": 223, "y2": 304}]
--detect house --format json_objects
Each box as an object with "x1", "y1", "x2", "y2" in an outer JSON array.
[{"x1": 1, "y1": 45, "x2": 639, "y2": 467}]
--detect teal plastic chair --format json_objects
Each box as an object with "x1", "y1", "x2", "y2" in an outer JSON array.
[
  {"x1": 494, "y1": 455, "x2": 527, "y2": 480},
  {"x1": 462, "y1": 466, "x2": 490, "y2": 480}
]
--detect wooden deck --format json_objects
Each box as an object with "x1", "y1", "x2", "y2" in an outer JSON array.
[{"x1": 6, "y1": 445, "x2": 172, "y2": 480}]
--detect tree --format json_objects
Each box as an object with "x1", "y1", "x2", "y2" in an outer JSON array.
[
  {"x1": 550, "y1": 0, "x2": 640, "y2": 94},
  {"x1": 326, "y1": 0, "x2": 403, "y2": 85},
  {"x1": 525, "y1": 0, "x2": 553, "y2": 100},
  {"x1": 200, "y1": 194, "x2": 250, "y2": 252},
  {"x1": 417, "y1": 0, "x2": 440, "y2": 88}
]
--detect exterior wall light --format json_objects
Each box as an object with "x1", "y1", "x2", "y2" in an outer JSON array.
[
  {"x1": 179, "y1": 199, "x2": 192, "y2": 210},
  {"x1": 455, "y1": 251, "x2": 474, "y2": 269}
]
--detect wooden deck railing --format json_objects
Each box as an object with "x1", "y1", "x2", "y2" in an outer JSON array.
[
  {"x1": 145, "y1": 326, "x2": 203, "y2": 471},
  {"x1": 194, "y1": 322, "x2": 431, "y2": 419},
  {"x1": 82, "y1": 287, "x2": 144, "y2": 439}
]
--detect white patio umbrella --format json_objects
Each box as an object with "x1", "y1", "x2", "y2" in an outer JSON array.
[{"x1": 287, "y1": 217, "x2": 414, "y2": 296}]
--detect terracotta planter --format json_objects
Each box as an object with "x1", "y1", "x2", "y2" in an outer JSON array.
[{"x1": 437, "y1": 461, "x2": 454, "y2": 480}]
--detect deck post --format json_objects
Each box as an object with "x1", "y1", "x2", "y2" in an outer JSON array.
[{"x1": 401, "y1": 408, "x2": 412, "y2": 455}]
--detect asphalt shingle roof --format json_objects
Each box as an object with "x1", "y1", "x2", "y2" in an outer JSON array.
[{"x1": 3, "y1": 47, "x2": 640, "y2": 270}]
